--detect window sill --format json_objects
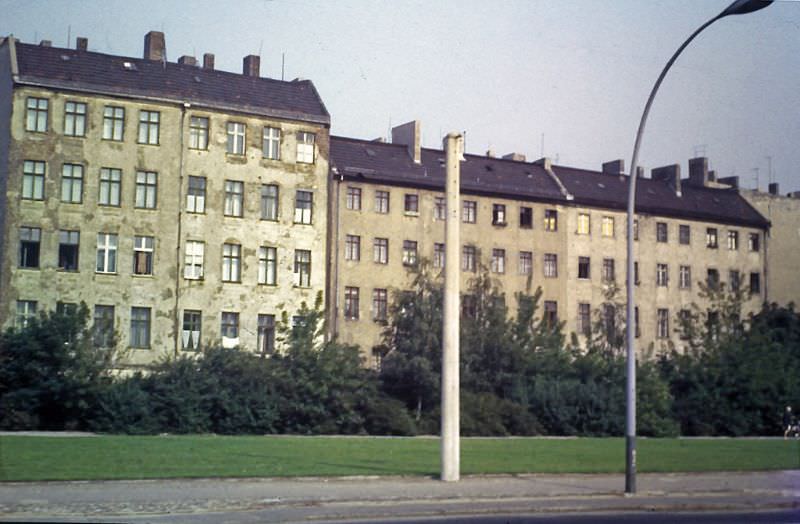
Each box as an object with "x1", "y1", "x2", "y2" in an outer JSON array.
[
  {"x1": 404, "y1": 211, "x2": 419, "y2": 217},
  {"x1": 492, "y1": 222, "x2": 507, "y2": 227},
  {"x1": 133, "y1": 273, "x2": 154, "y2": 278}
]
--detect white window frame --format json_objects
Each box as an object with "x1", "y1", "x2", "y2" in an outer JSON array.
[
  {"x1": 187, "y1": 176, "x2": 206, "y2": 213},
  {"x1": 296, "y1": 131, "x2": 316, "y2": 164},
  {"x1": 227, "y1": 122, "x2": 246, "y2": 155},
  {"x1": 133, "y1": 235, "x2": 154, "y2": 276},
  {"x1": 222, "y1": 243, "x2": 242, "y2": 282},
  {"x1": 22, "y1": 160, "x2": 45, "y2": 200},
  {"x1": 102, "y1": 106, "x2": 124, "y2": 141},
  {"x1": 96, "y1": 233, "x2": 118, "y2": 274},
  {"x1": 258, "y1": 246, "x2": 277, "y2": 285},
  {"x1": 99, "y1": 167, "x2": 122, "y2": 206},
  {"x1": 64, "y1": 101, "x2": 86, "y2": 137},
  {"x1": 263, "y1": 126, "x2": 281, "y2": 160},
  {"x1": 137, "y1": 110, "x2": 160, "y2": 145},
  {"x1": 224, "y1": 180, "x2": 244, "y2": 217},
  {"x1": 184, "y1": 240, "x2": 205, "y2": 280},
  {"x1": 135, "y1": 170, "x2": 158, "y2": 209},
  {"x1": 60, "y1": 163, "x2": 83, "y2": 203}
]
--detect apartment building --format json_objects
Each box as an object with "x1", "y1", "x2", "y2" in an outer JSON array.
[
  {"x1": 329, "y1": 122, "x2": 770, "y2": 360},
  {"x1": 0, "y1": 34, "x2": 330, "y2": 367}
]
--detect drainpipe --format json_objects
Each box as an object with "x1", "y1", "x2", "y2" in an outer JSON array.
[{"x1": 173, "y1": 103, "x2": 188, "y2": 356}]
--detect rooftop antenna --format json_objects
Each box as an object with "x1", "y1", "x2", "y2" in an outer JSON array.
[
  {"x1": 67, "y1": 25, "x2": 71, "y2": 48},
  {"x1": 765, "y1": 155, "x2": 773, "y2": 184},
  {"x1": 540, "y1": 133, "x2": 545, "y2": 158},
  {"x1": 258, "y1": 39, "x2": 263, "y2": 57},
  {"x1": 281, "y1": 52, "x2": 285, "y2": 81},
  {"x1": 752, "y1": 167, "x2": 760, "y2": 191}
]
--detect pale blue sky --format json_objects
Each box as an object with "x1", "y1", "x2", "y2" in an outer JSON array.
[{"x1": 2, "y1": 0, "x2": 798, "y2": 191}]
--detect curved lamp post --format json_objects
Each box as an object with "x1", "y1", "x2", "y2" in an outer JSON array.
[{"x1": 625, "y1": 0, "x2": 772, "y2": 494}]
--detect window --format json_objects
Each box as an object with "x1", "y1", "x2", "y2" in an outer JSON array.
[
  {"x1": 222, "y1": 243, "x2": 242, "y2": 282},
  {"x1": 729, "y1": 270, "x2": 741, "y2": 292},
  {"x1": 221, "y1": 312, "x2": 240, "y2": 342},
  {"x1": 748, "y1": 233, "x2": 760, "y2": 252},
  {"x1": 64, "y1": 101, "x2": 86, "y2": 137},
  {"x1": 375, "y1": 190, "x2": 390, "y2": 213},
  {"x1": 137, "y1": 110, "x2": 160, "y2": 144},
  {"x1": 294, "y1": 190, "x2": 313, "y2": 224},
  {"x1": 578, "y1": 303, "x2": 591, "y2": 336},
  {"x1": 462, "y1": 245, "x2": 476, "y2": 272},
  {"x1": 656, "y1": 222, "x2": 668, "y2": 243},
  {"x1": 519, "y1": 251, "x2": 532, "y2": 275},
  {"x1": 491, "y1": 248, "x2": 506, "y2": 274},
  {"x1": 16, "y1": 300, "x2": 37, "y2": 328},
  {"x1": 402, "y1": 240, "x2": 418, "y2": 266},
  {"x1": 182, "y1": 310, "x2": 202, "y2": 351},
  {"x1": 679, "y1": 309, "x2": 692, "y2": 339},
  {"x1": 577, "y1": 213, "x2": 590, "y2": 235},
  {"x1": 602, "y1": 258, "x2": 615, "y2": 282},
  {"x1": 22, "y1": 160, "x2": 45, "y2": 200},
  {"x1": 492, "y1": 204, "x2": 506, "y2": 226},
  {"x1": 99, "y1": 168, "x2": 122, "y2": 206},
  {"x1": 96, "y1": 233, "x2": 118, "y2": 274},
  {"x1": 657, "y1": 308, "x2": 670, "y2": 339},
  {"x1": 263, "y1": 126, "x2": 281, "y2": 160},
  {"x1": 260, "y1": 184, "x2": 279, "y2": 220},
  {"x1": 130, "y1": 307, "x2": 151, "y2": 349},
  {"x1": 26, "y1": 97, "x2": 48, "y2": 132},
  {"x1": 544, "y1": 209, "x2": 558, "y2": 231},
  {"x1": 679, "y1": 265, "x2": 691, "y2": 289},
  {"x1": 520, "y1": 207, "x2": 533, "y2": 229},
  {"x1": 296, "y1": 131, "x2": 316, "y2": 163},
  {"x1": 727, "y1": 230, "x2": 739, "y2": 251},
  {"x1": 135, "y1": 170, "x2": 157, "y2": 209},
  {"x1": 635, "y1": 306, "x2": 641, "y2": 338},
  {"x1": 60, "y1": 163, "x2": 83, "y2": 203},
  {"x1": 19, "y1": 227, "x2": 41, "y2": 268},
  {"x1": 294, "y1": 249, "x2": 311, "y2": 287},
  {"x1": 634, "y1": 261, "x2": 640, "y2": 285},
  {"x1": 404, "y1": 194, "x2": 419, "y2": 214},
  {"x1": 750, "y1": 272, "x2": 761, "y2": 295},
  {"x1": 679, "y1": 224, "x2": 691, "y2": 245},
  {"x1": 258, "y1": 246, "x2": 277, "y2": 285},
  {"x1": 102, "y1": 106, "x2": 125, "y2": 141},
  {"x1": 227, "y1": 122, "x2": 246, "y2": 154},
  {"x1": 543, "y1": 301, "x2": 558, "y2": 328},
  {"x1": 58, "y1": 230, "x2": 80, "y2": 271},
  {"x1": 373, "y1": 288, "x2": 388, "y2": 321},
  {"x1": 189, "y1": 116, "x2": 209, "y2": 150},
  {"x1": 433, "y1": 243, "x2": 445, "y2": 269},
  {"x1": 132, "y1": 236, "x2": 154, "y2": 276},
  {"x1": 345, "y1": 287, "x2": 360, "y2": 320},
  {"x1": 462, "y1": 201, "x2": 477, "y2": 223},
  {"x1": 578, "y1": 256, "x2": 590, "y2": 279},
  {"x1": 601, "y1": 216, "x2": 615, "y2": 237},
  {"x1": 187, "y1": 176, "x2": 206, "y2": 213},
  {"x1": 633, "y1": 219, "x2": 639, "y2": 241},
  {"x1": 656, "y1": 263, "x2": 669, "y2": 287},
  {"x1": 603, "y1": 305, "x2": 616, "y2": 340},
  {"x1": 374, "y1": 238, "x2": 388, "y2": 264},
  {"x1": 371, "y1": 347, "x2": 385, "y2": 371},
  {"x1": 184, "y1": 240, "x2": 204, "y2": 279},
  {"x1": 706, "y1": 228, "x2": 718, "y2": 249},
  {"x1": 347, "y1": 187, "x2": 362, "y2": 211},
  {"x1": 224, "y1": 180, "x2": 244, "y2": 217},
  {"x1": 257, "y1": 314, "x2": 276, "y2": 355},
  {"x1": 544, "y1": 253, "x2": 558, "y2": 278},
  {"x1": 434, "y1": 197, "x2": 446, "y2": 220},
  {"x1": 462, "y1": 294, "x2": 477, "y2": 319},
  {"x1": 93, "y1": 305, "x2": 115, "y2": 348},
  {"x1": 345, "y1": 235, "x2": 361, "y2": 261},
  {"x1": 707, "y1": 268, "x2": 720, "y2": 290}
]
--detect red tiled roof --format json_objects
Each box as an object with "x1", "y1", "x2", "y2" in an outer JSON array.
[{"x1": 13, "y1": 42, "x2": 329, "y2": 124}]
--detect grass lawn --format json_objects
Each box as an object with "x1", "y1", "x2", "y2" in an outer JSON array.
[{"x1": 1, "y1": 435, "x2": 798, "y2": 482}]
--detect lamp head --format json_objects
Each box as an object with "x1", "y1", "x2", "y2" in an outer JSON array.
[{"x1": 720, "y1": 0, "x2": 773, "y2": 18}]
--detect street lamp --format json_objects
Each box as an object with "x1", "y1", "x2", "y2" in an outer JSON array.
[{"x1": 625, "y1": 0, "x2": 772, "y2": 495}]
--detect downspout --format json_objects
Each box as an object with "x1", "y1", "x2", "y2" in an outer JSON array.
[
  {"x1": 173, "y1": 103, "x2": 188, "y2": 356},
  {"x1": 327, "y1": 168, "x2": 343, "y2": 339}
]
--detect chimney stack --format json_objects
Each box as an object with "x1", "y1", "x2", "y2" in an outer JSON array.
[
  {"x1": 144, "y1": 31, "x2": 166, "y2": 61},
  {"x1": 76, "y1": 37, "x2": 88, "y2": 51},
  {"x1": 718, "y1": 176, "x2": 739, "y2": 189},
  {"x1": 243, "y1": 55, "x2": 260, "y2": 77},
  {"x1": 688, "y1": 157, "x2": 709, "y2": 188},
  {"x1": 651, "y1": 164, "x2": 682, "y2": 196},
  {"x1": 178, "y1": 55, "x2": 197, "y2": 66},
  {"x1": 769, "y1": 182, "x2": 780, "y2": 195},
  {"x1": 203, "y1": 53, "x2": 215, "y2": 70},
  {"x1": 391, "y1": 120, "x2": 422, "y2": 164},
  {"x1": 502, "y1": 152, "x2": 526, "y2": 162},
  {"x1": 39, "y1": 40, "x2": 52, "y2": 47},
  {"x1": 602, "y1": 159, "x2": 625, "y2": 175}
]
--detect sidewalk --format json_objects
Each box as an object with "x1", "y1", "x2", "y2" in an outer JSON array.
[{"x1": 2, "y1": 471, "x2": 799, "y2": 522}]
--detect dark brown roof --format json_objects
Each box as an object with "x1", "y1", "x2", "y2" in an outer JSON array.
[
  {"x1": 330, "y1": 136, "x2": 566, "y2": 203},
  {"x1": 12, "y1": 42, "x2": 329, "y2": 124},
  {"x1": 331, "y1": 136, "x2": 769, "y2": 229}
]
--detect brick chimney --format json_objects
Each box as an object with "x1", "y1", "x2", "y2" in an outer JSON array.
[
  {"x1": 178, "y1": 55, "x2": 197, "y2": 66},
  {"x1": 392, "y1": 120, "x2": 422, "y2": 164},
  {"x1": 651, "y1": 164, "x2": 682, "y2": 196},
  {"x1": 76, "y1": 37, "x2": 88, "y2": 51},
  {"x1": 688, "y1": 157, "x2": 709, "y2": 188},
  {"x1": 502, "y1": 152, "x2": 526, "y2": 162},
  {"x1": 203, "y1": 53, "x2": 215, "y2": 70},
  {"x1": 144, "y1": 31, "x2": 166, "y2": 61},
  {"x1": 243, "y1": 55, "x2": 260, "y2": 77},
  {"x1": 602, "y1": 159, "x2": 625, "y2": 175}
]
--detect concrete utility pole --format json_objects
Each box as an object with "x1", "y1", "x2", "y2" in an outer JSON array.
[{"x1": 441, "y1": 132, "x2": 463, "y2": 482}]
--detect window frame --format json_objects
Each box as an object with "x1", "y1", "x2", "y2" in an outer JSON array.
[
  {"x1": 133, "y1": 235, "x2": 154, "y2": 276},
  {"x1": 224, "y1": 180, "x2": 244, "y2": 217},
  {"x1": 258, "y1": 246, "x2": 278, "y2": 285},
  {"x1": 19, "y1": 226, "x2": 41, "y2": 269},
  {"x1": 373, "y1": 237, "x2": 389, "y2": 264},
  {"x1": 222, "y1": 243, "x2": 242, "y2": 283},
  {"x1": 182, "y1": 310, "x2": 202, "y2": 351},
  {"x1": 578, "y1": 256, "x2": 590, "y2": 279},
  {"x1": 679, "y1": 264, "x2": 691, "y2": 289},
  {"x1": 134, "y1": 170, "x2": 158, "y2": 209},
  {"x1": 491, "y1": 248, "x2": 506, "y2": 274},
  {"x1": 374, "y1": 190, "x2": 390, "y2": 214},
  {"x1": 434, "y1": 196, "x2": 446, "y2": 220},
  {"x1": 184, "y1": 240, "x2": 205, "y2": 280},
  {"x1": 602, "y1": 257, "x2": 615, "y2": 283},
  {"x1": 402, "y1": 240, "x2": 418, "y2": 266},
  {"x1": 577, "y1": 213, "x2": 590, "y2": 235},
  {"x1": 137, "y1": 110, "x2": 160, "y2": 145},
  {"x1": 679, "y1": 224, "x2": 691, "y2": 245},
  {"x1": 462, "y1": 200, "x2": 477, "y2": 223},
  {"x1": 404, "y1": 193, "x2": 419, "y2": 214},
  {"x1": 294, "y1": 249, "x2": 312, "y2": 287},
  {"x1": 130, "y1": 306, "x2": 152, "y2": 349},
  {"x1": 26, "y1": 97, "x2": 48, "y2": 132},
  {"x1": 102, "y1": 106, "x2": 125, "y2": 141},
  {"x1": 262, "y1": 126, "x2": 281, "y2": 160},
  {"x1": 372, "y1": 288, "x2": 388, "y2": 322},
  {"x1": 187, "y1": 176, "x2": 206, "y2": 213},
  {"x1": 99, "y1": 167, "x2": 122, "y2": 207},
  {"x1": 544, "y1": 209, "x2": 558, "y2": 231},
  {"x1": 93, "y1": 305, "x2": 115, "y2": 348},
  {"x1": 656, "y1": 222, "x2": 668, "y2": 243},
  {"x1": 22, "y1": 160, "x2": 45, "y2": 200},
  {"x1": 60, "y1": 163, "x2": 84, "y2": 204},
  {"x1": 294, "y1": 190, "x2": 314, "y2": 224},
  {"x1": 345, "y1": 234, "x2": 361, "y2": 261},
  {"x1": 492, "y1": 204, "x2": 507, "y2": 226},
  {"x1": 226, "y1": 122, "x2": 246, "y2": 155},
  {"x1": 601, "y1": 216, "x2": 615, "y2": 237},
  {"x1": 706, "y1": 228, "x2": 719, "y2": 249},
  {"x1": 519, "y1": 251, "x2": 532, "y2": 275},
  {"x1": 58, "y1": 230, "x2": 80, "y2": 271},
  {"x1": 344, "y1": 286, "x2": 360, "y2": 320},
  {"x1": 346, "y1": 186, "x2": 363, "y2": 211},
  {"x1": 656, "y1": 263, "x2": 669, "y2": 287},
  {"x1": 544, "y1": 253, "x2": 558, "y2": 278},
  {"x1": 257, "y1": 314, "x2": 276, "y2": 355},
  {"x1": 296, "y1": 131, "x2": 316, "y2": 164},
  {"x1": 96, "y1": 232, "x2": 118, "y2": 274},
  {"x1": 63, "y1": 101, "x2": 87, "y2": 137},
  {"x1": 260, "y1": 184, "x2": 279, "y2": 221},
  {"x1": 462, "y1": 245, "x2": 476, "y2": 272},
  {"x1": 189, "y1": 116, "x2": 209, "y2": 150}
]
